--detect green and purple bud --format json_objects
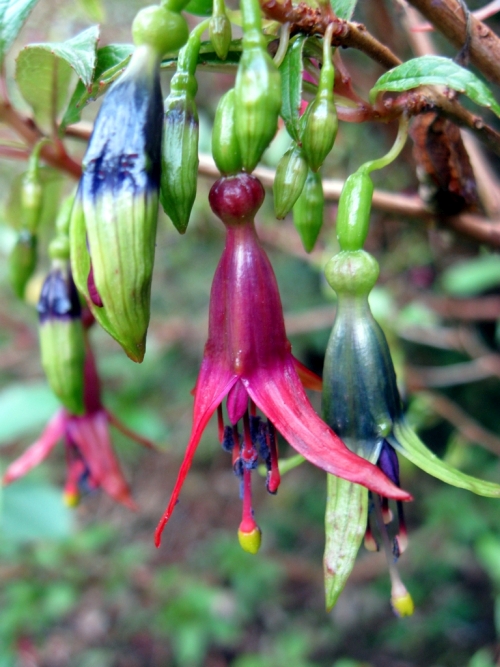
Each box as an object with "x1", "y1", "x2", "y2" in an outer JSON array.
[
  {"x1": 70, "y1": 40, "x2": 164, "y2": 362},
  {"x1": 273, "y1": 142, "x2": 308, "y2": 219},
  {"x1": 38, "y1": 264, "x2": 85, "y2": 416},
  {"x1": 212, "y1": 89, "x2": 243, "y2": 176},
  {"x1": 292, "y1": 169, "x2": 324, "y2": 252}
]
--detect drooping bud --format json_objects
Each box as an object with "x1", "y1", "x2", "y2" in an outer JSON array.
[
  {"x1": 70, "y1": 42, "x2": 164, "y2": 362},
  {"x1": 38, "y1": 265, "x2": 85, "y2": 415},
  {"x1": 132, "y1": 4, "x2": 188, "y2": 55},
  {"x1": 273, "y1": 142, "x2": 308, "y2": 219},
  {"x1": 8, "y1": 231, "x2": 37, "y2": 299},
  {"x1": 212, "y1": 89, "x2": 243, "y2": 176},
  {"x1": 299, "y1": 24, "x2": 337, "y2": 172},
  {"x1": 292, "y1": 168, "x2": 324, "y2": 252},
  {"x1": 234, "y1": 0, "x2": 281, "y2": 172},
  {"x1": 336, "y1": 171, "x2": 374, "y2": 252},
  {"x1": 160, "y1": 22, "x2": 206, "y2": 233},
  {"x1": 209, "y1": 0, "x2": 232, "y2": 60},
  {"x1": 208, "y1": 172, "x2": 265, "y2": 225}
]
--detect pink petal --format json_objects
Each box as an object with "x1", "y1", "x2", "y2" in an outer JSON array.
[
  {"x1": 67, "y1": 411, "x2": 136, "y2": 510},
  {"x1": 3, "y1": 410, "x2": 67, "y2": 484},
  {"x1": 245, "y1": 358, "x2": 412, "y2": 502},
  {"x1": 155, "y1": 357, "x2": 237, "y2": 547},
  {"x1": 226, "y1": 380, "x2": 249, "y2": 424}
]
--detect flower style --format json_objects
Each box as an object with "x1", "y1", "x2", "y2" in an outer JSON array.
[
  {"x1": 322, "y1": 249, "x2": 500, "y2": 615},
  {"x1": 155, "y1": 173, "x2": 411, "y2": 551},
  {"x1": 3, "y1": 336, "x2": 153, "y2": 508}
]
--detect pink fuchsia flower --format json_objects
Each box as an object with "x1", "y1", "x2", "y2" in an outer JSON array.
[
  {"x1": 155, "y1": 173, "x2": 411, "y2": 551},
  {"x1": 3, "y1": 340, "x2": 153, "y2": 509}
]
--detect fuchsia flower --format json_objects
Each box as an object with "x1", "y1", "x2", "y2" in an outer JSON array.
[
  {"x1": 155, "y1": 173, "x2": 411, "y2": 550},
  {"x1": 3, "y1": 339, "x2": 153, "y2": 508}
]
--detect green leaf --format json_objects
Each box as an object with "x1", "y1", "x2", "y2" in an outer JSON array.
[
  {"x1": 324, "y1": 476, "x2": 367, "y2": 611},
  {"x1": 441, "y1": 254, "x2": 500, "y2": 296},
  {"x1": 184, "y1": 0, "x2": 213, "y2": 15},
  {"x1": 391, "y1": 420, "x2": 500, "y2": 497},
  {"x1": 16, "y1": 26, "x2": 99, "y2": 129},
  {"x1": 61, "y1": 43, "x2": 133, "y2": 129},
  {"x1": 280, "y1": 35, "x2": 307, "y2": 142},
  {"x1": 369, "y1": 56, "x2": 500, "y2": 118},
  {"x1": 0, "y1": 479, "x2": 72, "y2": 541},
  {"x1": 331, "y1": 0, "x2": 357, "y2": 20},
  {"x1": 0, "y1": 0, "x2": 40, "y2": 65},
  {"x1": 0, "y1": 383, "x2": 59, "y2": 445}
]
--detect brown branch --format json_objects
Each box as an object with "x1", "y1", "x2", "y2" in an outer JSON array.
[
  {"x1": 407, "y1": 0, "x2": 500, "y2": 86},
  {"x1": 0, "y1": 101, "x2": 81, "y2": 178},
  {"x1": 261, "y1": 0, "x2": 402, "y2": 68}
]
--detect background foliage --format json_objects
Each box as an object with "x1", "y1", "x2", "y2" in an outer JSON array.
[{"x1": 1, "y1": 0, "x2": 500, "y2": 665}]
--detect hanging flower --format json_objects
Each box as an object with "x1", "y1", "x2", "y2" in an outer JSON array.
[
  {"x1": 3, "y1": 333, "x2": 153, "y2": 508},
  {"x1": 155, "y1": 173, "x2": 411, "y2": 552},
  {"x1": 322, "y1": 249, "x2": 500, "y2": 615}
]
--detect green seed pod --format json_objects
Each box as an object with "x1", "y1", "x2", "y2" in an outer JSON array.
[
  {"x1": 160, "y1": 21, "x2": 207, "y2": 233},
  {"x1": 273, "y1": 142, "x2": 308, "y2": 219},
  {"x1": 209, "y1": 0, "x2": 232, "y2": 60},
  {"x1": 299, "y1": 25, "x2": 337, "y2": 172},
  {"x1": 336, "y1": 171, "x2": 374, "y2": 252},
  {"x1": 234, "y1": 46, "x2": 281, "y2": 173},
  {"x1": 38, "y1": 265, "x2": 85, "y2": 415},
  {"x1": 300, "y1": 95, "x2": 338, "y2": 172},
  {"x1": 212, "y1": 89, "x2": 243, "y2": 175},
  {"x1": 8, "y1": 231, "x2": 37, "y2": 299},
  {"x1": 161, "y1": 91, "x2": 199, "y2": 233},
  {"x1": 293, "y1": 169, "x2": 324, "y2": 252}
]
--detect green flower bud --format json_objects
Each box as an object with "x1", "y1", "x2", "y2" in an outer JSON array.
[
  {"x1": 8, "y1": 231, "x2": 37, "y2": 299},
  {"x1": 292, "y1": 169, "x2": 324, "y2": 252},
  {"x1": 336, "y1": 171, "x2": 374, "y2": 252},
  {"x1": 161, "y1": 91, "x2": 199, "y2": 233},
  {"x1": 300, "y1": 95, "x2": 338, "y2": 172},
  {"x1": 209, "y1": 0, "x2": 231, "y2": 60},
  {"x1": 273, "y1": 142, "x2": 308, "y2": 219},
  {"x1": 234, "y1": 46, "x2": 281, "y2": 173},
  {"x1": 132, "y1": 5, "x2": 189, "y2": 56},
  {"x1": 38, "y1": 265, "x2": 85, "y2": 415},
  {"x1": 21, "y1": 174, "x2": 43, "y2": 234},
  {"x1": 324, "y1": 249, "x2": 379, "y2": 298},
  {"x1": 212, "y1": 89, "x2": 243, "y2": 176}
]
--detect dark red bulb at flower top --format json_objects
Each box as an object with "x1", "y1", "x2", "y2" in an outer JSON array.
[{"x1": 209, "y1": 173, "x2": 265, "y2": 225}]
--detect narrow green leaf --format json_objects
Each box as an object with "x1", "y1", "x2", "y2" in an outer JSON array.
[
  {"x1": 16, "y1": 26, "x2": 99, "y2": 129},
  {"x1": 61, "y1": 44, "x2": 133, "y2": 129},
  {"x1": 324, "y1": 476, "x2": 367, "y2": 611},
  {"x1": 391, "y1": 420, "x2": 500, "y2": 497},
  {"x1": 0, "y1": 0, "x2": 40, "y2": 64},
  {"x1": 331, "y1": 0, "x2": 357, "y2": 19},
  {"x1": 370, "y1": 55, "x2": 500, "y2": 118},
  {"x1": 280, "y1": 34, "x2": 307, "y2": 142}
]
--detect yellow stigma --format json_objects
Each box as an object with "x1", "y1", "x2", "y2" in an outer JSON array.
[
  {"x1": 63, "y1": 490, "x2": 80, "y2": 508},
  {"x1": 238, "y1": 526, "x2": 262, "y2": 554},
  {"x1": 391, "y1": 591, "x2": 415, "y2": 617}
]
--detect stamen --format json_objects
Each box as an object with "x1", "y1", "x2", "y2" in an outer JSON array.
[
  {"x1": 242, "y1": 412, "x2": 258, "y2": 469},
  {"x1": 232, "y1": 425, "x2": 243, "y2": 477},
  {"x1": 381, "y1": 497, "x2": 393, "y2": 524},
  {"x1": 373, "y1": 496, "x2": 414, "y2": 617},
  {"x1": 395, "y1": 501, "x2": 409, "y2": 554},
  {"x1": 266, "y1": 420, "x2": 280, "y2": 494},
  {"x1": 217, "y1": 405, "x2": 224, "y2": 443},
  {"x1": 249, "y1": 399, "x2": 257, "y2": 417},
  {"x1": 364, "y1": 519, "x2": 379, "y2": 552},
  {"x1": 222, "y1": 425, "x2": 234, "y2": 452}
]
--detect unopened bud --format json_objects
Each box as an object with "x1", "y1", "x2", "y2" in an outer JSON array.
[
  {"x1": 9, "y1": 231, "x2": 37, "y2": 299},
  {"x1": 273, "y1": 142, "x2": 308, "y2": 219},
  {"x1": 212, "y1": 89, "x2": 243, "y2": 176},
  {"x1": 293, "y1": 169, "x2": 324, "y2": 252}
]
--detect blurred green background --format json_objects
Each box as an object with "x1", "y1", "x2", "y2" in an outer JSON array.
[{"x1": 1, "y1": 0, "x2": 500, "y2": 665}]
